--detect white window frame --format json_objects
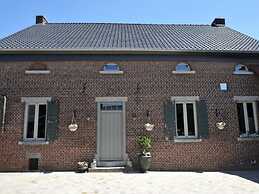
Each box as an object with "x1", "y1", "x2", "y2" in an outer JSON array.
[
  {"x1": 25, "y1": 70, "x2": 50, "y2": 74},
  {"x1": 172, "y1": 63, "x2": 196, "y2": 74},
  {"x1": 99, "y1": 63, "x2": 123, "y2": 74},
  {"x1": 21, "y1": 97, "x2": 51, "y2": 141},
  {"x1": 237, "y1": 101, "x2": 258, "y2": 137},
  {"x1": 233, "y1": 64, "x2": 254, "y2": 75},
  {"x1": 172, "y1": 97, "x2": 199, "y2": 139}
]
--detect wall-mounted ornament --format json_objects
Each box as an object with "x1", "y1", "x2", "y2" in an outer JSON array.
[
  {"x1": 144, "y1": 123, "x2": 154, "y2": 131},
  {"x1": 144, "y1": 110, "x2": 154, "y2": 131},
  {"x1": 216, "y1": 121, "x2": 226, "y2": 130},
  {"x1": 68, "y1": 110, "x2": 78, "y2": 132}
]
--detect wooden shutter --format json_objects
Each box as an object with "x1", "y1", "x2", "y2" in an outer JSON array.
[
  {"x1": 197, "y1": 100, "x2": 209, "y2": 138},
  {"x1": 47, "y1": 100, "x2": 59, "y2": 141},
  {"x1": 163, "y1": 100, "x2": 176, "y2": 139}
]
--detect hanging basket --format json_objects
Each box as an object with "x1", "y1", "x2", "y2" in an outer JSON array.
[
  {"x1": 69, "y1": 123, "x2": 78, "y2": 132},
  {"x1": 144, "y1": 123, "x2": 154, "y2": 131},
  {"x1": 216, "y1": 121, "x2": 226, "y2": 130},
  {"x1": 68, "y1": 110, "x2": 78, "y2": 132}
]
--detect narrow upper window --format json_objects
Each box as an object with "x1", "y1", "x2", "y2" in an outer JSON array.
[
  {"x1": 100, "y1": 63, "x2": 123, "y2": 74},
  {"x1": 233, "y1": 64, "x2": 253, "y2": 75},
  {"x1": 173, "y1": 63, "x2": 195, "y2": 74},
  {"x1": 237, "y1": 102, "x2": 258, "y2": 137}
]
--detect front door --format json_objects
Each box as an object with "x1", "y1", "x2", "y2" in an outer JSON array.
[{"x1": 99, "y1": 102, "x2": 124, "y2": 161}]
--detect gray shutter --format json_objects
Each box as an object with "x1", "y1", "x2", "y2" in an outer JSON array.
[
  {"x1": 257, "y1": 101, "x2": 259, "y2": 133},
  {"x1": 47, "y1": 100, "x2": 59, "y2": 141},
  {"x1": 197, "y1": 100, "x2": 209, "y2": 138},
  {"x1": 163, "y1": 100, "x2": 176, "y2": 139},
  {"x1": 0, "y1": 95, "x2": 4, "y2": 129}
]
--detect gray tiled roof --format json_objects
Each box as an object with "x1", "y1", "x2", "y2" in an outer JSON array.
[{"x1": 0, "y1": 23, "x2": 259, "y2": 52}]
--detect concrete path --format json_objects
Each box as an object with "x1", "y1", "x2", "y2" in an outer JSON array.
[{"x1": 0, "y1": 171, "x2": 259, "y2": 194}]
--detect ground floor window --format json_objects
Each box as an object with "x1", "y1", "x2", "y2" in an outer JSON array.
[
  {"x1": 22, "y1": 97, "x2": 51, "y2": 141},
  {"x1": 237, "y1": 102, "x2": 258, "y2": 136},
  {"x1": 176, "y1": 101, "x2": 197, "y2": 138}
]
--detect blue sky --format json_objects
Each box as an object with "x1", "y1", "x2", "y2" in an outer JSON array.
[{"x1": 0, "y1": 0, "x2": 259, "y2": 40}]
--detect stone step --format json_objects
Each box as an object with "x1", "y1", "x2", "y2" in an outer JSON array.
[
  {"x1": 97, "y1": 160, "x2": 126, "y2": 167},
  {"x1": 88, "y1": 166, "x2": 125, "y2": 173}
]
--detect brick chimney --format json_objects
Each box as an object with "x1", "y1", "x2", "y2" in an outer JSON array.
[
  {"x1": 36, "y1": 16, "x2": 48, "y2": 25},
  {"x1": 211, "y1": 18, "x2": 225, "y2": 27}
]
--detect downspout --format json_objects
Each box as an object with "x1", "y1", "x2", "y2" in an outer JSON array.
[{"x1": 1, "y1": 96, "x2": 6, "y2": 133}]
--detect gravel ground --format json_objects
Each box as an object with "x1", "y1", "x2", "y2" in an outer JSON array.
[{"x1": 0, "y1": 171, "x2": 259, "y2": 194}]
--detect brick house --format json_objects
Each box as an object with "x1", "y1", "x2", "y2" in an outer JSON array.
[{"x1": 0, "y1": 16, "x2": 259, "y2": 171}]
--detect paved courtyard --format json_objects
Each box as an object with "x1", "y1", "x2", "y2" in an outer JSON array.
[{"x1": 0, "y1": 171, "x2": 259, "y2": 194}]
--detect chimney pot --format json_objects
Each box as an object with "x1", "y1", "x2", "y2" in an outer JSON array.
[
  {"x1": 211, "y1": 18, "x2": 225, "y2": 27},
  {"x1": 36, "y1": 16, "x2": 48, "y2": 25}
]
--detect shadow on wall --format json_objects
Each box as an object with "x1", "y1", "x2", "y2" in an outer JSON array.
[{"x1": 223, "y1": 171, "x2": 259, "y2": 184}]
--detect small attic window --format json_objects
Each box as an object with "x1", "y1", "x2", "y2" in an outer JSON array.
[
  {"x1": 172, "y1": 63, "x2": 195, "y2": 74},
  {"x1": 99, "y1": 63, "x2": 123, "y2": 74},
  {"x1": 233, "y1": 64, "x2": 253, "y2": 75},
  {"x1": 25, "y1": 63, "x2": 50, "y2": 74}
]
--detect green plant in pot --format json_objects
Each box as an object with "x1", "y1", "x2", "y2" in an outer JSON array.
[{"x1": 137, "y1": 135, "x2": 152, "y2": 172}]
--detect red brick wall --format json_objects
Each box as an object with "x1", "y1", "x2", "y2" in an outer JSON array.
[{"x1": 0, "y1": 59, "x2": 259, "y2": 171}]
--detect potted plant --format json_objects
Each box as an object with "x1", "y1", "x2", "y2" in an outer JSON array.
[
  {"x1": 137, "y1": 135, "x2": 152, "y2": 172},
  {"x1": 77, "y1": 161, "x2": 88, "y2": 173}
]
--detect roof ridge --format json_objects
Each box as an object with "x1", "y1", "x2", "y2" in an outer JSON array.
[{"x1": 45, "y1": 22, "x2": 210, "y2": 26}]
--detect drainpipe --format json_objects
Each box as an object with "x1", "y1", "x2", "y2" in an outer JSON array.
[{"x1": 1, "y1": 96, "x2": 7, "y2": 133}]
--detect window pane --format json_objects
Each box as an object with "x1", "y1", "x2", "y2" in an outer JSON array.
[
  {"x1": 37, "y1": 104, "x2": 47, "y2": 138},
  {"x1": 187, "y1": 103, "x2": 195, "y2": 136},
  {"x1": 247, "y1": 103, "x2": 256, "y2": 134},
  {"x1": 235, "y1": 64, "x2": 248, "y2": 72},
  {"x1": 26, "y1": 105, "x2": 35, "y2": 138},
  {"x1": 103, "y1": 64, "x2": 119, "y2": 71},
  {"x1": 100, "y1": 102, "x2": 123, "y2": 111},
  {"x1": 237, "y1": 103, "x2": 246, "y2": 135},
  {"x1": 176, "y1": 103, "x2": 184, "y2": 136},
  {"x1": 176, "y1": 63, "x2": 190, "y2": 72}
]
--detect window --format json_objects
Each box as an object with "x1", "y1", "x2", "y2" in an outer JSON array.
[
  {"x1": 22, "y1": 97, "x2": 51, "y2": 141},
  {"x1": 25, "y1": 104, "x2": 47, "y2": 140},
  {"x1": 237, "y1": 102, "x2": 258, "y2": 137},
  {"x1": 233, "y1": 64, "x2": 253, "y2": 75},
  {"x1": 175, "y1": 101, "x2": 198, "y2": 138},
  {"x1": 28, "y1": 158, "x2": 39, "y2": 171},
  {"x1": 173, "y1": 63, "x2": 195, "y2": 74},
  {"x1": 99, "y1": 63, "x2": 123, "y2": 74},
  {"x1": 100, "y1": 102, "x2": 123, "y2": 111},
  {"x1": 25, "y1": 63, "x2": 50, "y2": 74}
]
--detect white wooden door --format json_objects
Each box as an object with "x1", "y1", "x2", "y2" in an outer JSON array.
[{"x1": 99, "y1": 102, "x2": 123, "y2": 161}]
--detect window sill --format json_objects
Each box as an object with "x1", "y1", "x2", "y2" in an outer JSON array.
[
  {"x1": 172, "y1": 71, "x2": 196, "y2": 74},
  {"x1": 237, "y1": 136, "x2": 259, "y2": 141},
  {"x1": 18, "y1": 140, "x2": 49, "y2": 145},
  {"x1": 233, "y1": 71, "x2": 254, "y2": 75},
  {"x1": 99, "y1": 71, "x2": 124, "y2": 75},
  {"x1": 174, "y1": 138, "x2": 202, "y2": 143},
  {"x1": 25, "y1": 70, "x2": 50, "y2": 74}
]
